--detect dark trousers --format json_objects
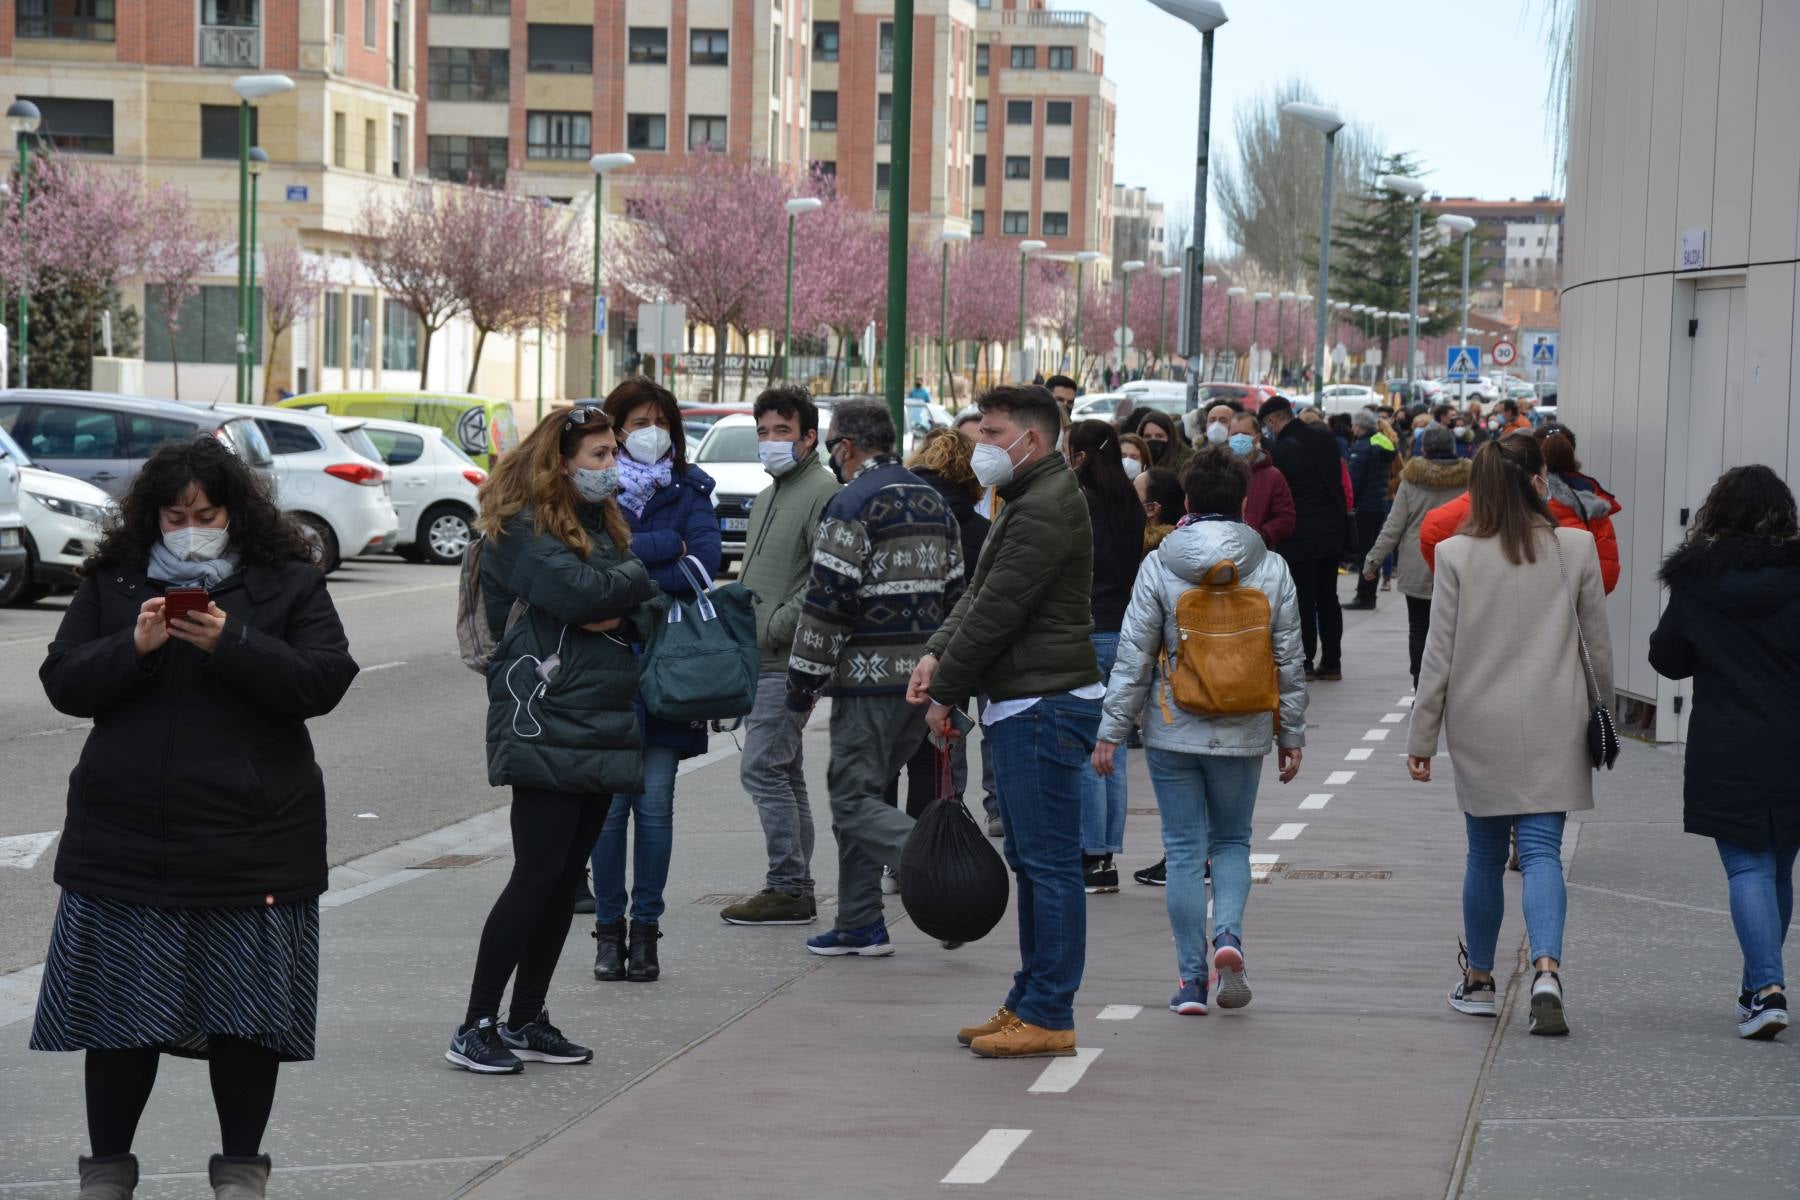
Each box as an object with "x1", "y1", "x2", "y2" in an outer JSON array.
[
  {"x1": 1353, "y1": 507, "x2": 1388, "y2": 602},
  {"x1": 1406, "y1": 595, "x2": 1433, "y2": 688},
  {"x1": 1290, "y1": 555, "x2": 1343, "y2": 673}
]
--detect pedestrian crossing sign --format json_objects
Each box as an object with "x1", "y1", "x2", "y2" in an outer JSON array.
[{"x1": 1445, "y1": 346, "x2": 1481, "y2": 382}]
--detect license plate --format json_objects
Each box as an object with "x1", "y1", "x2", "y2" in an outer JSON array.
[
  {"x1": 0, "y1": 528, "x2": 18, "y2": 548},
  {"x1": 721, "y1": 517, "x2": 747, "y2": 532}
]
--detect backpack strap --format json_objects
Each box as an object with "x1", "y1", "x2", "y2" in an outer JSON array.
[{"x1": 1203, "y1": 560, "x2": 1239, "y2": 588}]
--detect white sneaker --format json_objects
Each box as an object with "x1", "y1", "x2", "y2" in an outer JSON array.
[
  {"x1": 880, "y1": 866, "x2": 900, "y2": 895},
  {"x1": 1449, "y1": 976, "x2": 1497, "y2": 1017},
  {"x1": 1528, "y1": 970, "x2": 1568, "y2": 1036}
]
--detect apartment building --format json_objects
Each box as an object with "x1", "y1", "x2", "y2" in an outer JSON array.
[
  {"x1": 1424, "y1": 194, "x2": 1565, "y2": 306},
  {"x1": 1111, "y1": 181, "x2": 1162, "y2": 272}
]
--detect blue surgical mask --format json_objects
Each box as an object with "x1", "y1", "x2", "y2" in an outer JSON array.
[
  {"x1": 1228, "y1": 433, "x2": 1256, "y2": 458},
  {"x1": 572, "y1": 466, "x2": 619, "y2": 502}
]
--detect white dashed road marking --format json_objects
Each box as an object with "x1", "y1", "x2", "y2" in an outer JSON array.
[
  {"x1": 943, "y1": 1130, "x2": 1032, "y2": 1184},
  {"x1": 1097, "y1": 1005, "x2": 1141, "y2": 1021},
  {"x1": 1027, "y1": 1047, "x2": 1103, "y2": 1094},
  {"x1": 1325, "y1": 771, "x2": 1356, "y2": 786},
  {"x1": 1399, "y1": 696, "x2": 1415, "y2": 706},
  {"x1": 1345, "y1": 748, "x2": 1373, "y2": 761},
  {"x1": 1269, "y1": 823, "x2": 1307, "y2": 841},
  {"x1": 1250, "y1": 853, "x2": 1281, "y2": 881},
  {"x1": 1363, "y1": 728, "x2": 1391, "y2": 741},
  {"x1": 1300, "y1": 793, "x2": 1332, "y2": 810},
  {"x1": 1380, "y1": 712, "x2": 1406, "y2": 723}
]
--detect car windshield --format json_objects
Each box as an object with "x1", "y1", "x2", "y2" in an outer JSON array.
[
  {"x1": 697, "y1": 424, "x2": 758, "y2": 463},
  {"x1": 337, "y1": 426, "x2": 383, "y2": 463}
]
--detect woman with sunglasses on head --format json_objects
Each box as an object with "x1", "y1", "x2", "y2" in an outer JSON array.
[
  {"x1": 585, "y1": 379, "x2": 723, "y2": 983},
  {"x1": 447, "y1": 406, "x2": 660, "y2": 1075}
]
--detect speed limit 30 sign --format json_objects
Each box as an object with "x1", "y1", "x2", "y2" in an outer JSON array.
[{"x1": 1492, "y1": 340, "x2": 1517, "y2": 367}]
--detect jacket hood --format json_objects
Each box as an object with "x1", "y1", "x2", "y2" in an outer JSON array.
[
  {"x1": 1157, "y1": 518, "x2": 1268, "y2": 584},
  {"x1": 1658, "y1": 536, "x2": 1800, "y2": 617},
  {"x1": 1546, "y1": 472, "x2": 1616, "y2": 521},
  {"x1": 1402, "y1": 456, "x2": 1471, "y2": 489}
]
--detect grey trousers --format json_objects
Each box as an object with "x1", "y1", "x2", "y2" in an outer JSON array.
[
  {"x1": 739, "y1": 672, "x2": 816, "y2": 897},
  {"x1": 828, "y1": 692, "x2": 929, "y2": 930}
]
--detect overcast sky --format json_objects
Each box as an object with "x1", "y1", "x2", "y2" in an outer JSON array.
[{"x1": 1089, "y1": 0, "x2": 1563, "y2": 249}]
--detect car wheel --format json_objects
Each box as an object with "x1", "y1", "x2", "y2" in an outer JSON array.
[
  {"x1": 420, "y1": 503, "x2": 475, "y2": 566},
  {"x1": 298, "y1": 515, "x2": 341, "y2": 574}
]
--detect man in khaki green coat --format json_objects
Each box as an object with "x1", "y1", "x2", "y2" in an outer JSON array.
[
  {"x1": 720, "y1": 387, "x2": 839, "y2": 927},
  {"x1": 907, "y1": 385, "x2": 1102, "y2": 1060}
]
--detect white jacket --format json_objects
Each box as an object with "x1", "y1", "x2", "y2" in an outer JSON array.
[{"x1": 1097, "y1": 518, "x2": 1308, "y2": 755}]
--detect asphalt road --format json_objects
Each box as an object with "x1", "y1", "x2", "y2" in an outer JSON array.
[{"x1": 0, "y1": 555, "x2": 493, "y2": 974}]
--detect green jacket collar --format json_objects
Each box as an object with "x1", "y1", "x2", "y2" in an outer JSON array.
[{"x1": 997, "y1": 451, "x2": 1067, "y2": 502}]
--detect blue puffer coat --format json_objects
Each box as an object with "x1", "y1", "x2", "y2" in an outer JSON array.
[{"x1": 624, "y1": 462, "x2": 724, "y2": 756}]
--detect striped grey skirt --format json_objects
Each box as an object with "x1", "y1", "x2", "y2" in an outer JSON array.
[{"x1": 29, "y1": 890, "x2": 320, "y2": 1062}]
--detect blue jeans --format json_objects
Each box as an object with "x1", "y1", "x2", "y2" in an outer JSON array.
[
  {"x1": 1144, "y1": 749, "x2": 1260, "y2": 982},
  {"x1": 1716, "y1": 838, "x2": 1798, "y2": 992},
  {"x1": 592, "y1": 744, "x2": 680, "y2": 926},
  {"x1": 1080, "y1": 633, "x2": 1127, "y2": 855},
  {"x1": 1463, "y1": 812, "x2": 1566, "y2": 970},
  {"x1": 987, "y1": 692, "x2": 1099, "y2": 1031}
]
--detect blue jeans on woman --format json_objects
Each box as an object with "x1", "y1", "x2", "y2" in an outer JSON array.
[
  {"x1": 1716, "y1": 838, "x2": 1798, "y2": 992},
  {"x1": 592, "y1": 744, "x2": 680, "y2": 926},
  {"x1": 1144, "y1": 749, "x2": 1260, "y2": 982},
  {"x1": 1463, "y1": 812, "x2": 1566, "y2": 970},
  {"x1": 1080, "y1": 633, "x2": 1127, "y2": 856}
]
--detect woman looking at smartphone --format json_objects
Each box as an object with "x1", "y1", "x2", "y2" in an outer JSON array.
[
  {"x1": 447, "y1": 405, "x2": 660, "y2": 1075},
  {"x1": 33, "y1": 436, "x2": 358, "y2": 1200}
]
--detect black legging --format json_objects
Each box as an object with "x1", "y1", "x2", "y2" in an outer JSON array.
[
  {"x1": 86, "y1": 1036, "x2": 280, "y2": 1158},
  {"x1": 1406, "y1": 595, "x2": 1432, "y2": 688},
  {"x1": 1288, "y1": 555, "x2": 1344, "y2": 673},
  {"x1": 465, "y1": 787, "x2": 610, "y2": 1030}
]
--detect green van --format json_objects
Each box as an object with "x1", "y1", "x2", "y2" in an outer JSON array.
[{"x1": 278, "y1": 392, "x2": 519, "y2": 468}]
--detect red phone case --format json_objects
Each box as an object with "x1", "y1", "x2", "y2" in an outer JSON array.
[{"x1": 163, "y1": 588, "x2": 210, "y2": 622}]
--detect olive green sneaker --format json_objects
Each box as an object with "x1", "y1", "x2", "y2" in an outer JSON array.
[{"x1": 721, "y1": 889, "x2": 816, "y2": 926}]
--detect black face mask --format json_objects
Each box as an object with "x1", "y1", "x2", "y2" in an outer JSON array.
[
  {"x1": 828, "y1": 443, "x2": 849, "y2": 484},
  {"x1": 1145, "y1": 439, "x2": 1170, "y2": 463}
]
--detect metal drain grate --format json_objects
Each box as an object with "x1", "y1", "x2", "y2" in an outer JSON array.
[
  {"x1": 694, "y1": 893, "x2": 836, "y2": 907},
  {"x1": 1282, "y1": 869, "x2": 1393, "y2": 881},
  {"x1": 412, "y1": 854, "x2": 499, "y2": 870}
]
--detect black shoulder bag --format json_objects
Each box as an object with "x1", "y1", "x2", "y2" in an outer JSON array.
[{"x1": 1551, "y1": 535, "x2": 1620, "y2": 770}]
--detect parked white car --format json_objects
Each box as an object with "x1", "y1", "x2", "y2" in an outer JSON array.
[
  {"x1": 247, "y1": 408, "x2": 400, "y2": 573},
  {"x1": 1316, "y1": 384, "x2": 1381, "y2": 415},
  {"x1": 1117, "y1": 379, "x2": 1190, "y2": 414},
  {"x1": 694, "y1": 414, "x2": 769, "y2": 566},
  {"x1": 349, "y1": 416, "x2": 486, "y2": 565},
  {"x1": 0, "y1": 425, "x2": 112, "y2": 605},
  {"x1": 0, "y1": 426, "x2": 30, "y2": 603},
  {"x1": 1071, "y1": 392, "x2": 1129, "y2": 422}
]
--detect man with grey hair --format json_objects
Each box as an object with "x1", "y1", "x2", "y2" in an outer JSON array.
[
  {"x1": 787, "y1": 398, "x2": 963, "y2": 957},
  {"x1": 1345, "y1": 408, "x2": 1397, "y2": 611}
]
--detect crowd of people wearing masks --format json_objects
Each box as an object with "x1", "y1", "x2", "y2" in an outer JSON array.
[{"x1": 23, "y1": 362, "x2": 1798, "y2": 1198}]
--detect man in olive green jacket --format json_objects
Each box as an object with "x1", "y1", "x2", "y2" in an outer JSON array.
[
  {"x1": 907, "y1": 385, "x2": 1101, "y2": 1060},
  {"x1": 722, "y1": 387, "x2": 840, "y2": 927}
]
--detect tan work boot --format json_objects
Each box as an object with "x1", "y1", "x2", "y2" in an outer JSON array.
[
  {"x1": 969, "y1": 1018, "x2": 1076, "y2": 1059},
  {"x1": 957, "y1": 1005, "x2": 1016, "y2": 1047},
  {"x1": 76, "y1": 1154, "x2": 137, "y2": 1200}
]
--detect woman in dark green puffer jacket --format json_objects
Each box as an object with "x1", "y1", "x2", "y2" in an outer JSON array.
[{"x1": 447, "y1": 405, "x2": 661, "y2": 1077}]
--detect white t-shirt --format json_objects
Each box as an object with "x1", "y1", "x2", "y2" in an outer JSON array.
[{"x1": 981, "y1": 682, "x2": 1107, "y2": 726}]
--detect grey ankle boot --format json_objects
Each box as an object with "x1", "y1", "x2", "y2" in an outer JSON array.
[
  {"x1": 76, "y1": 1154, "x2": 137, "y2": 1200},
  {"x1": 208, "y1": 1154, "x2": 271, "y2": 1200}
]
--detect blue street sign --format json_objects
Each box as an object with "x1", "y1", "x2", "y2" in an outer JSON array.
[
  {"x1": 594, "y1": 295, "x2": 607, "y2": 336},
  {"x1": 1531, "y1": 339, "x2": 1557, "y2": 365},
  {"x1": 1445, "y1": 345, "x2": 1482, "y2": 382},
  {"x1": 285, "y1": 185, "x2": 309, "y2": 202}
]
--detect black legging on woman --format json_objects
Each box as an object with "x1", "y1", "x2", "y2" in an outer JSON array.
[
  {"x1": 86, "y1": 1036, "x2": 280, "y2": 1158},
  {"x1": 465, "y1": 788, "x2": 611, "y2": 1029}
]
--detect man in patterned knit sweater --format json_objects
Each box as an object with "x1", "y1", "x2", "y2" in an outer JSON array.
[{"x1": 786, "y1": 398, "x2": 963, "y2": 957}]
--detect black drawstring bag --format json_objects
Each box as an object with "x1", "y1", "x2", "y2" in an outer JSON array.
[{"x1": 899, "y1": 742, "x2": 1010, "y2": 944}]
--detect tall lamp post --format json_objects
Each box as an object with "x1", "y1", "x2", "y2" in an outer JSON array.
[
  {"x1": 6, "y1": 99, "x2": 41, "y2": 389},
  {"x1": 1350, "y1": 304, "x2": 1367, "y2": 381},
  {"x1": 1157, "y1": 265, "x2": 1182, "y2": 379},
  {"x1": 936, "y1": 227, "x2": 970, "y2": 402},
  {"x1": 1070, "y1": 249, "x2": 1102, "y2": 386},
  {"x1": 1330, "y1": 299, "x2": 1347, "y2": 382},
  {"x1": 1295, "y1": 292, "x2": 1311, "y2": 386},
  {"x1": 781, "y1": 196, "x2": 822, "y2": 383},
  {"x1": 231, "y1": 75, "x2": 293, "y2": 405},
  {"x1": 587, "y1": 152, "x2": 635, "y2": 399},
  {"x1": 1016, "y1": 238, "x2": 1046, "y2": 384},
  {"x1": 1117, "y1": 259, "x2": 1145, "y2": 380},
  {"x1": 1438, "y1": 213, "x2": 1477, "y2": 407},
  {"x1": 1275, "y1": 289, "x2": 1294, "y2": 384},
  {"x1": 1282, "y1": 100, "x2": 1346, "y2": 410},
  {"x1": 1224, "y1": 285, "x2": 1245, "y2": 380},
  {"x1": 1249, "y1": 291, "x2": 1270, "y2": 383},
  {"x1": 1146, "y1": 0, "x2": 1227, "y2": 413},
  {"x1": 1379, "y1": 173, "x2": 1427, "y2": 385},
  {"x1": 246, "y1": 147, "x2": 267, "y2": 401}
]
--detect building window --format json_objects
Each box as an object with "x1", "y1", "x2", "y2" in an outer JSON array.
[
  {"x1": 15, "y1": 0, "x2": 116, "y2": 40},
  {"x1": 1047, "y1": 45, "x2": 1074, "y2": 70},
  {"x1": 200, "y1": 104, "x2": 256, "y2": 160},
  {"x1": 687, "y1": 115, "x2": 727, "y2": 152},
  {"x1": 628, "y1": 26, "x2": 667, "y2": 64},
  {"x1": 427, "y1": 134, "x2": 506, "y2": 185},
  {"x1": 428, "y1": 46, "x2": 509, "y2": 101},
  {"x1": 976, "y1": 44, "x2": 988, "y2": 77},
  {"x1": 971, "y1": 210, "x2": 985, "y2": 236},
  {"x1": 689, "y1": 28, "x2": 728, "y2": 65},
  {"x1": 771, "y1": 24, "x2": 783, "y2": 96},
  {"x1": 144, "y1": 284, "x2": 260, "y2": 365},
  {"x1": 810, "y1": 90, "x2": 837, "y2": 132},
  {"x1": 875, "y1": 162, "x2": 891, "y2": 199},
  {"x1": 363, "y1": 0, "x2": 377, "y2": 47},
  {"x1": 627, "y1": 113, "x2": 667, "y2": 151},
  {"x1": 974, "y1": 101, "x2": 987, "y2": 133},
  {"x1": 1044, "y1": 155, "x2": 1070, "y2": 181},
  {"x1": 1006, "y1": 100, "x2": 1032, "y2": 125},
  {"x1": 1041, "y1": 211, "x2": 1068, "y2": 236},
  {"x1": 1046, "y1": 100, "x2": 1072, "y2": 125},
  {"x1": 364, "y1": 118, "x2": 377, "y2": 173},
  {"x1": 1009, "y1": 45, "x2": 1035, "y2": 69},
  {"x1": 1004, "y1": 155, "x2": 1031, "y2": 180},
  {"x1": 813, "y1": 20, "x2": 838, "y2": 61},
  {"x1": 383, "y1": 299, "x2": 420, "y2": 371},
  {"x1": 333, "y1": 111, "x2": 346, "y2": 167},
  {"x1": 526, "y1": 111, "x2": 591, "y2": 159},
  {"x1": 202, "y1": 0, "x2": 257, "y2": 26},
  {"x1": 528, "y1": 23, "x2": 592, "y2": 73},
  {"x1": 1002, "y1": 211, "x2": 1029, "y2": 235},
  {"x1": 429, "y1": 0, "x2": 507, "y2": 11},
  {"x1": 349, "y1": 295, "x2": 372, "y2": 369},
  {"x1": 323, "y1": 292, "x2": 342, "y2": 368},
  {"x1": 18, "y1": 97, "x2": 113, "y2": 155},
  {"x1": 812, "y1": 160, "x2": 836, "y2": 179},
  {"x1": 972, "y1": 154, "x2": 985, "y2": 186},
  {"x1": 878, "y1": 21, "x2": 893, "y2": 72},
  {"x1": 392, "y1": 114, "x2": 407, "y2": 176}
]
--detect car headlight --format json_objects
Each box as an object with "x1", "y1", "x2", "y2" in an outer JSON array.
[{"x1": 27, "y1": 492, "x2": 110, "y2": 525}]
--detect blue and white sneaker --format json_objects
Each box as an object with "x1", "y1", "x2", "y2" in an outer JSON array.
[
  {"x1": 445, "y1": 1017, "x2": 524, "y2": 1074},
  {"x1": 499, "y1": 1009, "x2": 593, "y2": 1064},
  {"x1": 1214, "y1": 933, "x2": 1252, "y2": 1010},
  {"x1": 806, "y1": 920, "x2": 894, "y2": 957},
  {"x1": 1170, "y1": 977, "x2": 1209, "y2": 1015},
  {"x1": 1738, "y1": 991, "x2": 1788, "y2": 1041}
]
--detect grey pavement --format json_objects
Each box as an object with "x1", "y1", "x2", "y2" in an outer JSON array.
[{"x1": 0, "y1": 570, "x2": 1793, "y2": 1198}]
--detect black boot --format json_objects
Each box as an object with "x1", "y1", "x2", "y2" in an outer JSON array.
[
  {"x1": 626, "y1": 921, "x2": 661, "y2": 982},
  {"x1": 592, "y1": 920, "x2": 627, "y2": 982}
]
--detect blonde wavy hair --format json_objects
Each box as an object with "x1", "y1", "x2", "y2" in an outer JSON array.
[
  {"x1": 476, "y1": 406, "x2": 632, "y2": 559},
  {"x1": 906, "y1": 426, "x2": 980, "y2": 499}
]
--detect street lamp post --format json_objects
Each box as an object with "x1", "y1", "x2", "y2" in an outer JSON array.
[
  {"x1": 246, "y1": 146, "x2": 267, "y2": 402},
  {"x1": 1380, "y1": 173, "x2": 1427, "y2": 386},
  {"x1": 1118, "y1": 260, "x2": 1145, "y2": 380},
  {"x1": 1017, "y1": 239, "x2": 1046, "y2": 384},
  {"x1": 781, "y1": 196, "x2": 823, "y2": 383},
  {"x1": 1438, "y1": 213, "x2": 1477, "y2": 407},
  {"x1": 1250, "y1": 291, "x2": 1270, "y2": 383},
  {"x1": 1295, "y1": 293, "x2": 1311, "y2": 386},
  {"x1": 1146, "y1": 0, "x2": 1228, "y2": 413},
  {"x1": 6, "y1": 99, "x2": 41, "y2": 389},
  {"x1": 1275, "y1": 289, "x2": 1294, "y2": 384},
  {"x1": 1283, "y1": 100, "x2": 1346, "y2": 410},
  {"x1": 1157, "y1": 265, "x2": 1182, "y2": 379},
  {"x1": 1071, "y1": 249, "x2": 1102, "y2": 387},
  {"x1": 937, "y1": 228, "x2": 970, "y2": 402},
  {"x1": 1224, "y1": 285, "x2": 1245, "y2": 380},
  {"x1": 588, "y1": 152, "x2": 635, "y2": 399},
  {"x1": 230, "y1": 75, "x2": 293, "y2": 405},
  {"x1": 1330, "y1": 299, "x2": 1347, "y2": 382}
]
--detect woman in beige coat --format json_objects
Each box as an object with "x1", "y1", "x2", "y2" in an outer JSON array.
[{"x1": 1407, "y1": 435, "x2": 1613, "y2": 1037}]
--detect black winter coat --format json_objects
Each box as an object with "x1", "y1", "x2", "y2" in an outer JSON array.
[
  {"x1": 1269, "y1": 418, "x2": 1347, "y2": 561},
  {"x1": 1082, "y1": 486, "x2": 1146, "y2": 634},
  {"x1": 1649, "y1": 536, "x2": 1800, "y2": 850},
  {"x1": 41, "y1": 561, "x2": 358, "y2": 908}
]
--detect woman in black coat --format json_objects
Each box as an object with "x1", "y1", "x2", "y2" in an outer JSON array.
[
  {"x1": 33, "y1": 436, "x2": 358, "y2": 1200},
  {"x1": 1650, "y1": 464, "x2": 1800, "y2": 1041}
]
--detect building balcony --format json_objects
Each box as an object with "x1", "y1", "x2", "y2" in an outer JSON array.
[
  {"x1": 875, "y1": 190, "x2": 890, "y2": 212},
  {"x1": 878, "y1": 47, "x2": 893, "y2": 74},
  {"x1": 200, "y1": 25, "x2": 260, "y2": 69},
  {"x1": 996, "y1": 10, "x2": 1103, "y2": 37},
  {"x1": 876, "y1": 119, "x2": 892, "y2": 144},
  {"x1": 15, "y1": 13, "x2": 115, "y2": 41}
]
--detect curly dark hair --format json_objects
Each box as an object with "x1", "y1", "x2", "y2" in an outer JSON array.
[
  {"x1": 1691, "y1": 464, "x2": 1798, "y2": 542},
  {"x1": 88, "y1": 435, "x2": 313, "y2": 572}
]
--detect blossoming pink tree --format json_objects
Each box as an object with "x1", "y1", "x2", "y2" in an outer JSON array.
[
  {"x1": 792, "y1": 186, "x2": 886, "y2": 392},
  {"x1": 456, "y1": 189, "x2": 585, "y2": 390},
  {"x1": 349, "y1": 184, "x2": 474, "y2": 384},
  {"x1": 141, "y1": 183, "x2": 230, "y2": 400},
  {"x1": 260, "y1": 240, "x2": 330, "y2": 404}
]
